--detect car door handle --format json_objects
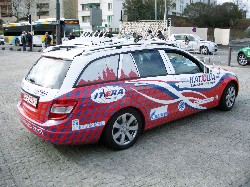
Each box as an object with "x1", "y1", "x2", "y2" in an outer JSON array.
[{"x1": 134, "y1": 83, "x2": 148, "y2": 87}]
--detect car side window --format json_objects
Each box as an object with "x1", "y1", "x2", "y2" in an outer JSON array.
[
  {"x1": 119, "y1": 53, "x2": 139, "y2": 80},
  {"x1": 131, "y1": 50, "x2": 167, "y2": 77},
  {"x1": 76, "y1": 55, "x2": 119, "y2": 86},
  {"x1": 175, "y1": 35, "x2": 182, "y2": 40},
  {"x1": 166, "y1": 52, "x2": 201, "y2": 74},
  {"x1": 189, "y1": 36, "x2": 195, "y2": 41}
]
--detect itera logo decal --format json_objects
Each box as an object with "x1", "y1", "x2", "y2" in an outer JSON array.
[
  {"x1": 91, "y1": 86, "x2": 126, "y2": 103},
  {"x1": 150, "y1": 105, "x2": 168, "y2": 120},
  {"x1": 72, "y1": 119, "x2": 105, "y2": 131}
]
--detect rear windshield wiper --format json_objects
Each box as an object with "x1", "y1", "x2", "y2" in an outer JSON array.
[
  {"x1": 27, "y1": 78, "x2": 35, "y2": 83},
  {"x1": 27, "y1": 78, "x2": 41, "y2": 86}
]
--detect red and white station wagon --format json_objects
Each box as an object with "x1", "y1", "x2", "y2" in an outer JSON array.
[{"x1": 17, "y1": 42, "x2": 239, "y2": 149}]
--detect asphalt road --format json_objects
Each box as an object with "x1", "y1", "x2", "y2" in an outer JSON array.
[{"x1": 0, "y1": 47, "x2": 250, "y2": 187}]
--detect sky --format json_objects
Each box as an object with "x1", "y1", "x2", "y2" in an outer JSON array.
[{"x1": 217, "y1": 0, "x2": 250, "y2": 18}]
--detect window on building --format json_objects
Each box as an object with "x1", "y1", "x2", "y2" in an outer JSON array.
[
  {"x1": 108, "y1": 3, "x2": 112, "y2": 10},
  {"x1": 37, "y1": 11, "x2": 49, "y2": 16},
  {"x1": 172, "y1": 3, "x2": 176, "y2": 10},
  {"x1": 82, "y1": 16, "x2": 90, "y2": 22},
  {"x1": 107, "y1": 15, "x2": 113, "y2": 22},
  {"x1": 37, "y1": 3, "x2": 49, "y2": 9},
  {"x1": 81, "y1": 4, "x2": 89, "y2": 11}
]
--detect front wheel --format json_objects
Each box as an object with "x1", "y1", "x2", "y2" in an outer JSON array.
[
  {"x1": 237, "y1": 53, "x2": 248, "y2": 66},
  {"x1": 218, "y1": 82, "x2": 237, "y2": 111},
  {"x1": 201, "y1": 46, "x2": 209, "y2": 55},
  {"x1": 103, "y1": 108, "x2": 142, "y2": 150}
]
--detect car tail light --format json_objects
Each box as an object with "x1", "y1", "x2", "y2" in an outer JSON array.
[{"x1": 48, "y1": 100, "x2": 78, "y2": 120}]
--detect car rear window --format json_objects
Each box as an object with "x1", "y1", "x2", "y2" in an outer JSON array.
[{"x1": 25, "y1": 57, "x2": 71, "y2": 89}]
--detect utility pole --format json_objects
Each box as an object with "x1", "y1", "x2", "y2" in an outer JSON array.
[
  {"x1": 155, "y1": 0, "x2": 157, "y2": 20},
  {"x1": 164, "y1": 0, "x2": 166, "y2": 28},
  {"x1": 56, "y1": 0, "x2": 60, "y2": 45}
]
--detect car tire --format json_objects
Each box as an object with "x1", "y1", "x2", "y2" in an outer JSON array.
[
  {"x1": 15, "y1": 39, "x2": 20, "y2": 46},
  {"x1": 103, "y1": 108, "x2": 143, "y2": 150},
  {"x1": 218, "y1": 82, "x2": 237, "y2": 111},
  {"x1": 237, "y1": 53, "x2": 248, "y2": 66},
  {"x1": 201, "y1": 46, "x2": 209, "y2": 55}
]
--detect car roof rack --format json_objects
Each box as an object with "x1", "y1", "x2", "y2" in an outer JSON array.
[
  {"x1": 85, "y1": 40, "x2": 170, "y2": 52},
  {"x1": 45, "y1": 40, "x2": 173, "y2": 54}
]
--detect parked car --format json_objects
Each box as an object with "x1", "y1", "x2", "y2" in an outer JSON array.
[
  {"x1": 237, "y1": 46, "x2": 250, "y2": 66},
  {"x1": 17, "y1": 42, "x2": 239, "y2": 150},
  {"x1": 168, "y1": 34, "x2": 218, "y2": 55},
  {"x1": 0, "y1": 35, "x2": 5, "y2": 45}
]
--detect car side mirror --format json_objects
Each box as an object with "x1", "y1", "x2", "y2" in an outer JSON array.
[{"x1": 204, "y1": 66, "x2": 210, "y2": 74}]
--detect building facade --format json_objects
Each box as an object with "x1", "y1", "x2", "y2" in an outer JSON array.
[
  {"x1": 169, "y1": 0, "x2": 217, "y2": 16},
  {"x1": 0, "y1": 0, "x2": 77, "y2": 24},
  {"x1": 0, "y1": 0, "x2": 15, "y2": 23},
  {"x1": 78, "y1": 0, "x2": 125, "y2": 32}
]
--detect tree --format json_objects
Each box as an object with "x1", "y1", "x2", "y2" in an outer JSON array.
[
  {"x1": 24, "y1": 0, "x2": 34, "y2": 18},
  {"x1": 183, "y1": 2, "x2": 214, "y2": 27},
  {"x1": 123, "y1": 0, "x2": 173, "y2": 21},
  {"x1": 12, "y1": 0, "x2": 24, "y2": 21},
  {"x1": 183, "y1": 2, "x2": 243, "y2": 28},
  {"x1": 12, "y1": 0, "x2": 48, "y2": 22}
]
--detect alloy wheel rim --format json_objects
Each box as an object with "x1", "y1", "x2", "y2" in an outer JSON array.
[
  {"x1": 112, "y1": 113, "x2": 138, "y2": 146},
  {"x1": 202, "y1": 47, "x2": 208, "y2": 54},
  {"x1": 226, "y1": 86, "x2": 236, "y2": 108},
  {"x1": 238, "y1": 54, "x2": 248, "y2": 65}
]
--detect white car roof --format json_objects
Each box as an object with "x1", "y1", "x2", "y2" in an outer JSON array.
[
  {"x1": 42, "y1": 48, "x2": 84, "y2": 60},
  {"x1": 42, "y1": 42, "x2": 181, "y2": 61}
]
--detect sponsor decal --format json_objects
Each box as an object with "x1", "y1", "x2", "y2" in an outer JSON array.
[
  {"x1": 91, "y1": 86, "x2": 126, "y2": 103},
  {"x1": 22, "y1": 118, "x2": 43, "y2": 135},
  {"x1": 72, "y1": 119, "x2": 105, "y2": 131},
  {"x1": 128, "y1": 80, "x2": 218, "y2": 110},
  {"x1": 190, "y1": 73, "x2": 216, "y2": 87},
  {"x1": 194, "y1": 97, "x2": 215, "y2": 105},
  {"x1": 34, "y1": 89, "x2": 48, "y2": 96},
  {"x1": 178, "y1": 101, "x2": 185, "y2": 111},
  {"x1": 150, "y1": 105, "x2": 168, "y2": 120}
]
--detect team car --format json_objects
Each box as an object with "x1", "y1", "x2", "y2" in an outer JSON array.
[
  {"x1": 17, "y1": 42, "x2": 239, "y2": 150},
  {"x1": 168, "y1": 34, "x2": 218, "y2": 55},
  {"x1": 237, "y1": 46, "x2": 250, "y2": 66}
]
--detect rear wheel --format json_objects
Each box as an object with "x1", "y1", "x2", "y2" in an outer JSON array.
[
  {"x1": 218, "y1": 82, "x2": 236, "y2": 111},
  {"x1": 201, "y1": 46, "x2": 209, "y2": 55},
  {"x1": 103, "y1": 108, "x2": 142, "y2": 150},
  {"x1": 237, "y1": 53, "x2": 248, "y2": 66}
]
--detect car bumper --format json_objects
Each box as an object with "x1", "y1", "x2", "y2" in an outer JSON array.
[{"x1": 17, "y1": 102, "x2": 104, "y2": 144}]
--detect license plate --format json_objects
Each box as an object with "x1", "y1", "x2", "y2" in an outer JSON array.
[{"x1": 23, "y1": 92, "x2": 38, "y2": 108}]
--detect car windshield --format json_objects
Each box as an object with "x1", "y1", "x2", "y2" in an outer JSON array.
[
  {"x1": 25, "y1": 57, "x2": 72, "y2": 89},
  {"x1": 193, "y1": 35, "x2": 204, "y2": 41}
]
